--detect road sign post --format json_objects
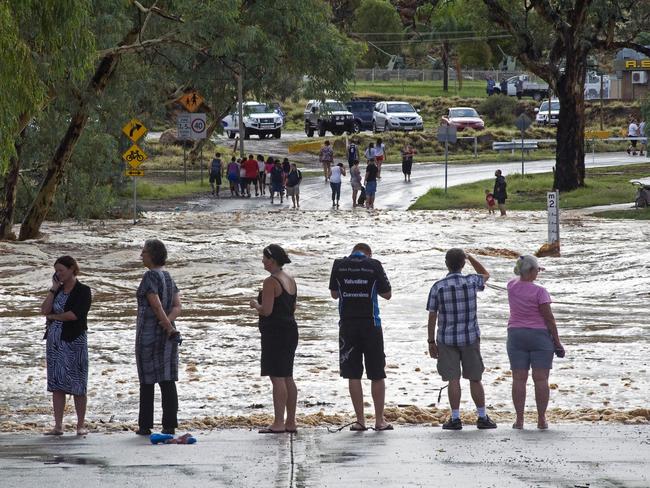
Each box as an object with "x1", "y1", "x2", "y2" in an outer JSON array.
[
  {"x1": 515, "y1": 114, "x2": 533, "y2": 175},
  {"x1": 547, "y1": 191, "x2": 560, "y2": 247},
  {"x1": 437, "y1": 125, "x2": 457, "y2": 193}
]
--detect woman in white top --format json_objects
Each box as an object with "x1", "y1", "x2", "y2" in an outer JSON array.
[
  {"x1": 374, "y1": 138, "x2": 386, "y2": 178},
  {"x1": 328, "y1": 162, "x2": 346, "y2": 208}
]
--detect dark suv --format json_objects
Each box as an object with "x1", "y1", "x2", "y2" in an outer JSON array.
[
  {"x1": 346, "y1": 99, "x2": 376, "y2": 133},
  {"x1": 304, "y1": 99, "x2": 354, "y2": 137}
]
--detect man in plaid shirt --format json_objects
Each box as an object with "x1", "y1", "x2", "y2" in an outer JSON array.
[{"x1": 426, "y1": 248, "x2": 497, "y2": 430}]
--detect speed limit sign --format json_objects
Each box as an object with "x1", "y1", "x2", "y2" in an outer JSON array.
[{"x1": 190, "y1": 113, "x2": 207, "y2": 140}]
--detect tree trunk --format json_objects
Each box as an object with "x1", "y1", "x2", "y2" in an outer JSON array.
[
  {"x1": 553, "y1": 57, "x2": 586, "y2": 192},
  {"x1": 18, "y1": 30, "x2": 139, "y2": 241},
  {"x1": 1, "y1": 114, "x2": 33, "y2": 240},
  {"x1": 0, "y1": 144, "x2": 22, "y2": 240},
  {"x1": 442, "y1": 41, "x2": 449, "y2": 92}
]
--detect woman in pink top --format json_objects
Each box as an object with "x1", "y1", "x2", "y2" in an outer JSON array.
[{"x1": 507, "y1": 255, "x2": 564, "y2": 430}]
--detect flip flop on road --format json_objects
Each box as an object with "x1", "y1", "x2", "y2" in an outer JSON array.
[
  {"x1": 349, "y1": 422, "x2": 368, "y2": 432},
  {"x1": 43, "y1": 429, "x2": 63, "y2": 436},
  {"x1": 373, "y1": 424, "x2": 394, "y2": 431},
  {"x1": 258, "y1": 427, "x2": 286, "y2": 434}
]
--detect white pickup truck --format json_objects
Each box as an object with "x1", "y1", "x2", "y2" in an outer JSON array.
[
  {"x1": 496, "y1": 74, "x2": 549, "y2": 101},
  {"x1": 221, "y1": 101, "x2": 284, "y2": 139}
]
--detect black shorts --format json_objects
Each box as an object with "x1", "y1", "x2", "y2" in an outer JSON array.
[
  {"x1": 339, "y1": 320, "x2": 386, "y2": 380},
  {"x1": 497, "y1": 197, "x2": 506, "y2": 205},
  {"x1": 209, "y1": 173, "x2": 222, "y2": 185},
  {"x1": 260, "y1": 325, "x2": 298, "y2": 377}
]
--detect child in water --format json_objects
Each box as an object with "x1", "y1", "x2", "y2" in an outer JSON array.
[{"x1": 485, "y1": 189, "x2": 496, "y2": 214}]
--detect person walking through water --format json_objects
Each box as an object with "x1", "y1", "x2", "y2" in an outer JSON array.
[
  {"x1": 250, "y1": 245, "x2": 298, "y2": 434},
  {"x1": 41, "y1": 255, "x2": 92, "y2": 436},
  {"x1": 329, "y1": 243, "x2": 393, "y2": 431},
  {"x1": 286, "y1": 163, "x2": 302, "y2": 209},
  {"x1": 209, "y1": 152, "x2": 223, "y2": 197},
  {"x1": 374, "y1": 138, "x2": 386, "y2": 178},
  {"x1": 400, "y1": 142, "x2": 415, "y2": 182},
  {"x1": 350, "y1": 160, "x2": 363, "y2": 207},
  {"x1": 319, "y1": 140, "x2": 334, "y2": 182},
  {"x1": 493, "y1": 169, "x2": 507, "y2": 216},
  {"x1": 329, "y1": 162, "x2": 346, "y2": 208},
  {"x1": 364, "y1": 158, "x2": 379, "y2": 209}
]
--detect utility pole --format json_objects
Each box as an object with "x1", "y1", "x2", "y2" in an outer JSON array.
[{"x1": 237, "y1": 67, "x2": 245, "y2": 160}]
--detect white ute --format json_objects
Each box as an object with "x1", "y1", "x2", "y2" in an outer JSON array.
[{"x1": 222, "y1": 101, "x2": 283, "y2": 139}]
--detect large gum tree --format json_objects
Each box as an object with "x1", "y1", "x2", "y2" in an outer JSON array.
[
  {"x1": 9, "y1": 0, "x2": 359, "y2": 240},
  {"x1": 481, "y1": 0, "x2": 650, "y2": 191}
]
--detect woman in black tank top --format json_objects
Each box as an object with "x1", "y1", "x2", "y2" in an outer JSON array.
[{"x1": 250, "y1": 244, "x2": 299, "y2": 434}]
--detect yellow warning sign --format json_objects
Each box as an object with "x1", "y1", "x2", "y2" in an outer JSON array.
[
  {"x1": 178, "y1": 91, "x2": 204, "y2": 113},
  {"x1": 122, "y1": 118, "x2": 148, "y2": 142},
  {"x1": 122, "y1": 144, "x2": 148, "y2": 168},
  {"x1": 585, "y1": 130, "x2": 611, "y2": 139},
  {"x1": 125, "y1": 169, "x2": 145, "y2": 177}
]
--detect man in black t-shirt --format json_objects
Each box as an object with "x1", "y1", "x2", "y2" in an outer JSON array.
[
  {"x1": 364, "y1": 161, "x2": 379, "y2": 209},
  {"x1": 329, "y1": 243, "x2": 392, "y2": 431}
]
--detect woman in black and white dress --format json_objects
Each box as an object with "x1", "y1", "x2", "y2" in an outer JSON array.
[
  {"x1": 41, "y1": 256, "x2": 92, "y2": 436},
  {"x1": 135, "y1": 239, "x2": 182, "y2": 435}
]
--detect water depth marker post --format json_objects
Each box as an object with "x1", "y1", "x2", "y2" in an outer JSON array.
[{"x1": 547, "y1": 190, "x2": 560, "y2": 250}]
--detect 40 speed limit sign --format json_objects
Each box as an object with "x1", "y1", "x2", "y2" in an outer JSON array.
[{"x1": 190, "y1": 113, "x2": 207, "y2": 140}]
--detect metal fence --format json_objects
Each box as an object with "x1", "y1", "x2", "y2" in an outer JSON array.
[{"x1": 353, "y1": 68, "x2": 535, "y2": 83}]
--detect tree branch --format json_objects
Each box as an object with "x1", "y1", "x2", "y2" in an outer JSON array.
[{"x1": 132, "y1": 1, "x2": 184, "y2": 23}]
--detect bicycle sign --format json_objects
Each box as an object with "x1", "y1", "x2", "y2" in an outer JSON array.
[{"x1": 122, "y1": 144, "x2": 148, "y2": 168}]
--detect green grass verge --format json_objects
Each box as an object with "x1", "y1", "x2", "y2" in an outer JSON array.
[
  {"x1": 591, "y1": 209, "x2": 650, "y2": 219},
  {"x1": 122, "y1": 179, "x2": 210, "y2": 200},
  {"x1": 410, "y1": 162, "x2": 650, "y2": 214}
]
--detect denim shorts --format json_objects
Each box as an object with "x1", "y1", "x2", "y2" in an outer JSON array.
[
  {"x1": 507, "y1": 327, "x2": 554, "y2": 370},
  {"x1": 366, "y1": 180, "x2": 377, "y2": 196}
]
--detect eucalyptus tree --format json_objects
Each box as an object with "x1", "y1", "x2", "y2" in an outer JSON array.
[
  {"x1": 482, "y1": 0, "x2": 650, "y2": 191},
  {"x1": 0, "y1": 0, "x2": 94, "y2": 239},
  {"x1": 14, "y1": 0, "x2": 360, "y2": 240},
  {"x1": 351, "y1": 0, "x2": 404, "y2": 68}
]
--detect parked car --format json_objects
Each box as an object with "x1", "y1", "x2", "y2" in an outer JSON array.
[
  {"x1": 221, "y1": 101, "x2": 283, "y2": 139},
  {"x1": 535, "y1": 99, "x2": 560, "y2": 126},
  {"x1": 441, "y1": 107, "x2": 485, "y2": 131},
  {"x1": 304, "y1": 99, "x2": 354, "y2": 137},
  {"x1": 372, "y1": 101, "x2": 424, "y2": 132},
  {"x1": 346, "y1": 99, "x2": 377, "y2": 133}
]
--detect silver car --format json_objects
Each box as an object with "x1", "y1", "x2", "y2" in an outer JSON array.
[{"x1": 372, "y1": 101, "x2": 423, "y2": 132}]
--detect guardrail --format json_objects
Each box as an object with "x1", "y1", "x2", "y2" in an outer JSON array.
[{"x1": 493, "y1": 141, "x2": 539, "y2": 153}]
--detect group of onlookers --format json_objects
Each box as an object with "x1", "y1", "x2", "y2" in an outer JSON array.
[
  {"x1": 41, "y1": 241, "x2": 564, "y2": 436},
  {"x1": 209, "y1": 153, "x2": 303, "y2": 208}
]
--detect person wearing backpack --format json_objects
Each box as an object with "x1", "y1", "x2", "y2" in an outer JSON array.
[
  {"x1": 286, "y1": 163, "x2": 303, "y2": 209},
  {"x1": 347, "y1": 141, "x2": 359, "y2": 169}
]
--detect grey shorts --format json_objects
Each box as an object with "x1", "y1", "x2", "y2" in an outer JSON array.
[
  {"x1": 437, "y1": 341, "x2": 484, "y2": 381},
  {"x1": 507, "y1": 327, "x2": 554, "y2": 370},
  {"x1": 286, "y1": 185, "x2": 299, "y2": 196}
]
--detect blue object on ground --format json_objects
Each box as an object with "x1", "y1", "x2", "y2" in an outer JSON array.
[{"x1": 150, "y1": 433, "x2": 174, "y2": 444}]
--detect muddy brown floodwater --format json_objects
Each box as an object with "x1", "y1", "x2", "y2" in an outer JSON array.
[{"x1": 1, "y1": 208, "x2": 649, "y2": 432}]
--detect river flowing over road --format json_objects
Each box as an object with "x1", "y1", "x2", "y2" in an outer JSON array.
[{"x1": 1, "y1": 153, "x2": 649, "y2": 430}]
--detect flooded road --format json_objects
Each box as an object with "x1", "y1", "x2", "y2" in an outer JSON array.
[{"x1": 1, "y1": 192, "x2": 649, "y2": 429}]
